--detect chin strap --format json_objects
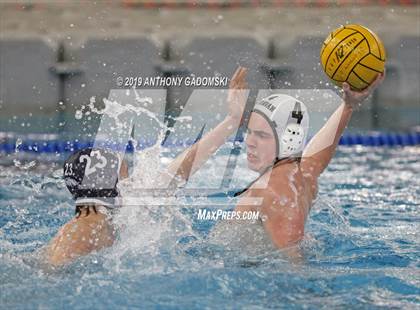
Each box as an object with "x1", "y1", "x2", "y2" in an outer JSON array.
[{"x1": 233, "y1": 157, "x2": 300, "y2": 197}]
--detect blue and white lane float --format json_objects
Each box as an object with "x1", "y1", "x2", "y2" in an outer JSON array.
[{"x1": 0, "y1": 132, "x2": 419, "y2": 154}]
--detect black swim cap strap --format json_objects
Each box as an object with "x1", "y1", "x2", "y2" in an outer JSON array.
[
  {"x1": 73, "y1": 188, "x2": 119, "y2": 199},
  {"x1": 233, "y1": 157, "x2": 299, "y2": 197}
]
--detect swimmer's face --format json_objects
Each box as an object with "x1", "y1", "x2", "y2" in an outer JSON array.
[{"x1": 245, "y1": 112, "x2": 277, "y2": 173}]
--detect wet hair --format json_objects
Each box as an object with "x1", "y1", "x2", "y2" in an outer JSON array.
[{"x1": 75, "y1": 205, "x2": 98, "y2": 218}]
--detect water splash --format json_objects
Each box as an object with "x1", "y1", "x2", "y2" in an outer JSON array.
[{"x1": 70, "y1": 93, "x2": 200, "y2": 272}]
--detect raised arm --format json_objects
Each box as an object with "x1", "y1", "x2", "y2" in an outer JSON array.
[
  {"x1": 166, "y1": 67, "x2": 249, "y2": 184},
  {"x1": 302, "y1": 72, "x2": 385, "y2": 178}
]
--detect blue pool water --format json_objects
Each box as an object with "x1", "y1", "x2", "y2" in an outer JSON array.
[{"x1": 0, "y1": 146, "x2": 419, "y2": 309}]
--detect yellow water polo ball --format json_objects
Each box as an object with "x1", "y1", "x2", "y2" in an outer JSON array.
[{"x1": 320, "y1": 24, "x2": 386, "y2": 91}]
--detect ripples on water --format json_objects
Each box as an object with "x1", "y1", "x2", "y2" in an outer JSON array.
[{"x1": 0, "y1": 146, "x2": 419, "y2": 308}]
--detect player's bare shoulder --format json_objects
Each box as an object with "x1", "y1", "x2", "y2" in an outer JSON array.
[{"x1": 268, "y1": 161, "x2": 316, "y2": 214}]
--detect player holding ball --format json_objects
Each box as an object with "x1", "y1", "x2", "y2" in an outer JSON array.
[{"x1": 178, "y1": 25, "x2": 386, "y2": 256}]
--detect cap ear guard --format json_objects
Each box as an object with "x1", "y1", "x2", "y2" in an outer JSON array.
[
  {"x1": 280, "y1": 123, "x2": 305, "y2": 158},
  {"x1": 278, "y1": 101, "x2": 307, "y2": 159}
]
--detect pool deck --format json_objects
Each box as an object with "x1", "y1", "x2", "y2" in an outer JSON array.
[
  {"x1": 0, "y1": 2, "x2": 419, "y2": 132},
  {"x1": 1, "y1": 3, "x2": 418, "y2": 41}
]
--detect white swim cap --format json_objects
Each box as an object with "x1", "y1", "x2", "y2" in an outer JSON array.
[{"x1": 252, "y1": 94, "x2": 309, "y2": 159}]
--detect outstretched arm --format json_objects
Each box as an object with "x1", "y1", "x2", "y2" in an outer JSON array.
[
  {"x1": 166, "y1": 67, "x2": 249, "y2": 184},
  {"x1": 302, "y1": 72, "x2": 385, "y2": 178}
]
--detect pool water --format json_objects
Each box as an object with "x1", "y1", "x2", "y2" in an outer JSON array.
[{"x1": 0, "y1": 146, "x2": 419, "y2": 309}]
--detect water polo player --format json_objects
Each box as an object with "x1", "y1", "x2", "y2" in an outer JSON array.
[
  {"x1": 168, "y1": 66, "x2": 385, "y2": 251},
  {"x1": 45, "y1": 147, "x2": 128, "y2": 266}
]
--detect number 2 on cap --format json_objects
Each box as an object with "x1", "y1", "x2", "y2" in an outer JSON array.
[{"x1": 80, "y1": 150, "x2": 108, "y2": 176}]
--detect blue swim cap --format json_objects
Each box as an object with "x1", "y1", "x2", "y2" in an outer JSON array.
[{"x1": 63, "y1": 148, "x2": 122, "y2": 208}]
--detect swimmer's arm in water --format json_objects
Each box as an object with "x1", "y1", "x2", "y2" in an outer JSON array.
[
  {"x1": 302, "y1": 72, "x2": 385, "y2": 178},
  {"x1": 166, "y1": 67, "x2": 248, "y2": 183}
]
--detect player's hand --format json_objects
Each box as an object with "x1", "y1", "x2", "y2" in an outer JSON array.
[
  {"x1": 343, "y1": 70, "x2": 386, "y2": 108},
  {"x1": 227, "y1": 66, "x2": 248, "y2": 123}
]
